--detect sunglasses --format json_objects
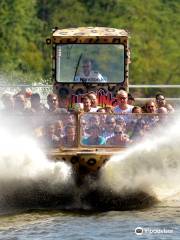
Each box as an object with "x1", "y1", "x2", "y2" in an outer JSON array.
[
  {"x1": 157, "y1": 98, "x2": 165, "y2": 101},
  {"x1": 107, "y1": 122, "x2": 115, "y2": 124},
  {"x1": 114, "y1": 131, "x2": 123, "y2": 135}
]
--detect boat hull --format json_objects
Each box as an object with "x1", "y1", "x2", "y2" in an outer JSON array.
[{"x1": 47, "y1": 148, "x2": 126, "y2": 177}]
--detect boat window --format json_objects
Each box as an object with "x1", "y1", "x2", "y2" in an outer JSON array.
[
  {"x1": 56, "y1": 44, "x2": 124, "y2": 83},
  {"x1": 37, "y1": 113, "x2": 78, "y2": 149},
  {"x1": 80, "y1": 112, "x2": 164, "y2": 148}
]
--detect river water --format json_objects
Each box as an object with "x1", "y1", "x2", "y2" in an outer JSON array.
[{"x1": 0, "y1": 114, "x2": 180, "y2": 239}]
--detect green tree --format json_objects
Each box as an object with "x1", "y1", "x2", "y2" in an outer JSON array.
[
  {"x1": 0, "y1": 0, "x2": 179, "y2": 86},
  {"x1": 0, "y1": 0, "x2": 44, "y2": 82}
]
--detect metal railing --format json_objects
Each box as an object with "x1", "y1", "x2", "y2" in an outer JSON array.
[
  {"x1": 0, "y1": 84, "x2": 179, "y2": 104},
  {"x1": 129, "y1": 84, "x2": 180, "y2": 104},
  {"x1": 129, "y1": 84, "x2": 180, "y2": 89}
]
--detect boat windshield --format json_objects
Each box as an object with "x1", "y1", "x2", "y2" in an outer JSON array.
[
  {"x1": 80, "y1": 112, "x2": 167, "y2": 148},
  {"x1": 0, "y1": 112, "x2": 169, "y2": 149},
  {"x1": 56, "y1": 44, "x2": 125, "y2": 83}
]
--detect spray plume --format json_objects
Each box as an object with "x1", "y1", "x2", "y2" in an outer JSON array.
[{"x1": 100, "y1": 113, "x2": 180, "y2": 203}]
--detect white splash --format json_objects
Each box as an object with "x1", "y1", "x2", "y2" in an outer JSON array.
[
  {"x1": 0, "y1": 126, "x2": 73, "y2": 202},
  {"x1": 100, "y1": 114, "x2": 180, "y2": 201}
]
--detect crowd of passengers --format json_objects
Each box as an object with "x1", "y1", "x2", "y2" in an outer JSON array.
[{"x1": 0, "y1": 88, "x2": 175, "y2": 148}]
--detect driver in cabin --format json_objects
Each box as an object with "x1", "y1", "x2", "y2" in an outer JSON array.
[{"x1": 74, "y1": 59, "x2": 106, "y2": 82}]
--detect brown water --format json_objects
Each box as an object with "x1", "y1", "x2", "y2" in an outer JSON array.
[{"x1": 0, "y1": 200, "x2": 179, "y2": 240}]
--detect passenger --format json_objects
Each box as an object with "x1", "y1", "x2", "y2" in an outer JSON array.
[
  {"x1": 82, "y1": 96, "x2": 97, "y2": 112},
  {"x1": 89, "y1": 115, "x2": 100, "y2": 127},
  {"x1": 128, "y1": 93, "x2": 135, "y2": 106},
  {"x1": 96, "y1": 108, "x2": 107, "y2": 130},
  {"x1": 23, "y1": 93, "x2": 47, "y2": 129},
  {"x1": 155, "y1": 94, "x2": 174, "y2": 113},
  {"x1": 130, "y1": 106, "x2": 143, "y2": 129},
  {"x1": 144, "y1": 100, "x2": 159, "y2": 127},
  {"x1": 126, "y1": 107, "x2": 142, "y2": 136},
  {"x1": 115, "y1": 117, "x2": 126, "y2": 132},
  {"x1": 75, "y1": 59, "x2": 106, "y2": 82},
  {"x1": 114, "y1": 90, "x2": 133, "y2": 114},
  {"x1": 26, "y1": 93, "x2": 46, "y2": 114},
  {"x1": 126, "y1": 119, "x2": 137, "y2": 138},
  {"x1": 14, "y1": 94, "x2": 27, "y2": 114},
  {"x1": 54, "y1": 120, "x2": 64, "y2": 138},
  {"x1": 82, "y1": 124, "x2": 106, "y2": 145},
  {"x1": 107, "y1": 125, "x2": 131, "y2": 146},
  {"x1": 131, "y1": 119, "x2": 151, "y2": 141},
  {"x1": 40, "y1": 122, "x2": 60, "y2": 149},
  {"x1": 80, "y1": 119, "x2": 88, "y2": 137},
  {"x1": 87, "y1": 93, "x2": 100, "y2": 110},
  {"x1": 102, "y1": 116, "x2": 116, "y2": 140},
  {"x1": 46, "y1": 93, "x2": 68, "y2": 115},
  {"x1": 132, "y1": 106, "x2": 143, "y2": 114},
  {"x1": 1, "y1": 93, "x2": 14, "y2": 114},
  {"x1": 14, "y1": 87, "x2": 32, "y2": 108},
  {"x1": 65, "y1": 114, "x2": 76, "y2": 126},
  {"x1": 61, "y1": 125, "x2": 76, "y2": 147},
  {"x1": 145, "y1": 100, "x2": 157, "y2": 114},
  {"x1": 80, "y1": 113, "x2": 101, "y2": 135}
]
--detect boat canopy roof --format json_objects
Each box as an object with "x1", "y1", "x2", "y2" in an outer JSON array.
[{"x1": 52, "y1": 27, "x2": 129, "y2": 44}]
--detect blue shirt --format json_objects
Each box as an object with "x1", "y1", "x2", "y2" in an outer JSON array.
[{"x1": 82, "y1": 136, "x2": 106, "y2": 145}]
